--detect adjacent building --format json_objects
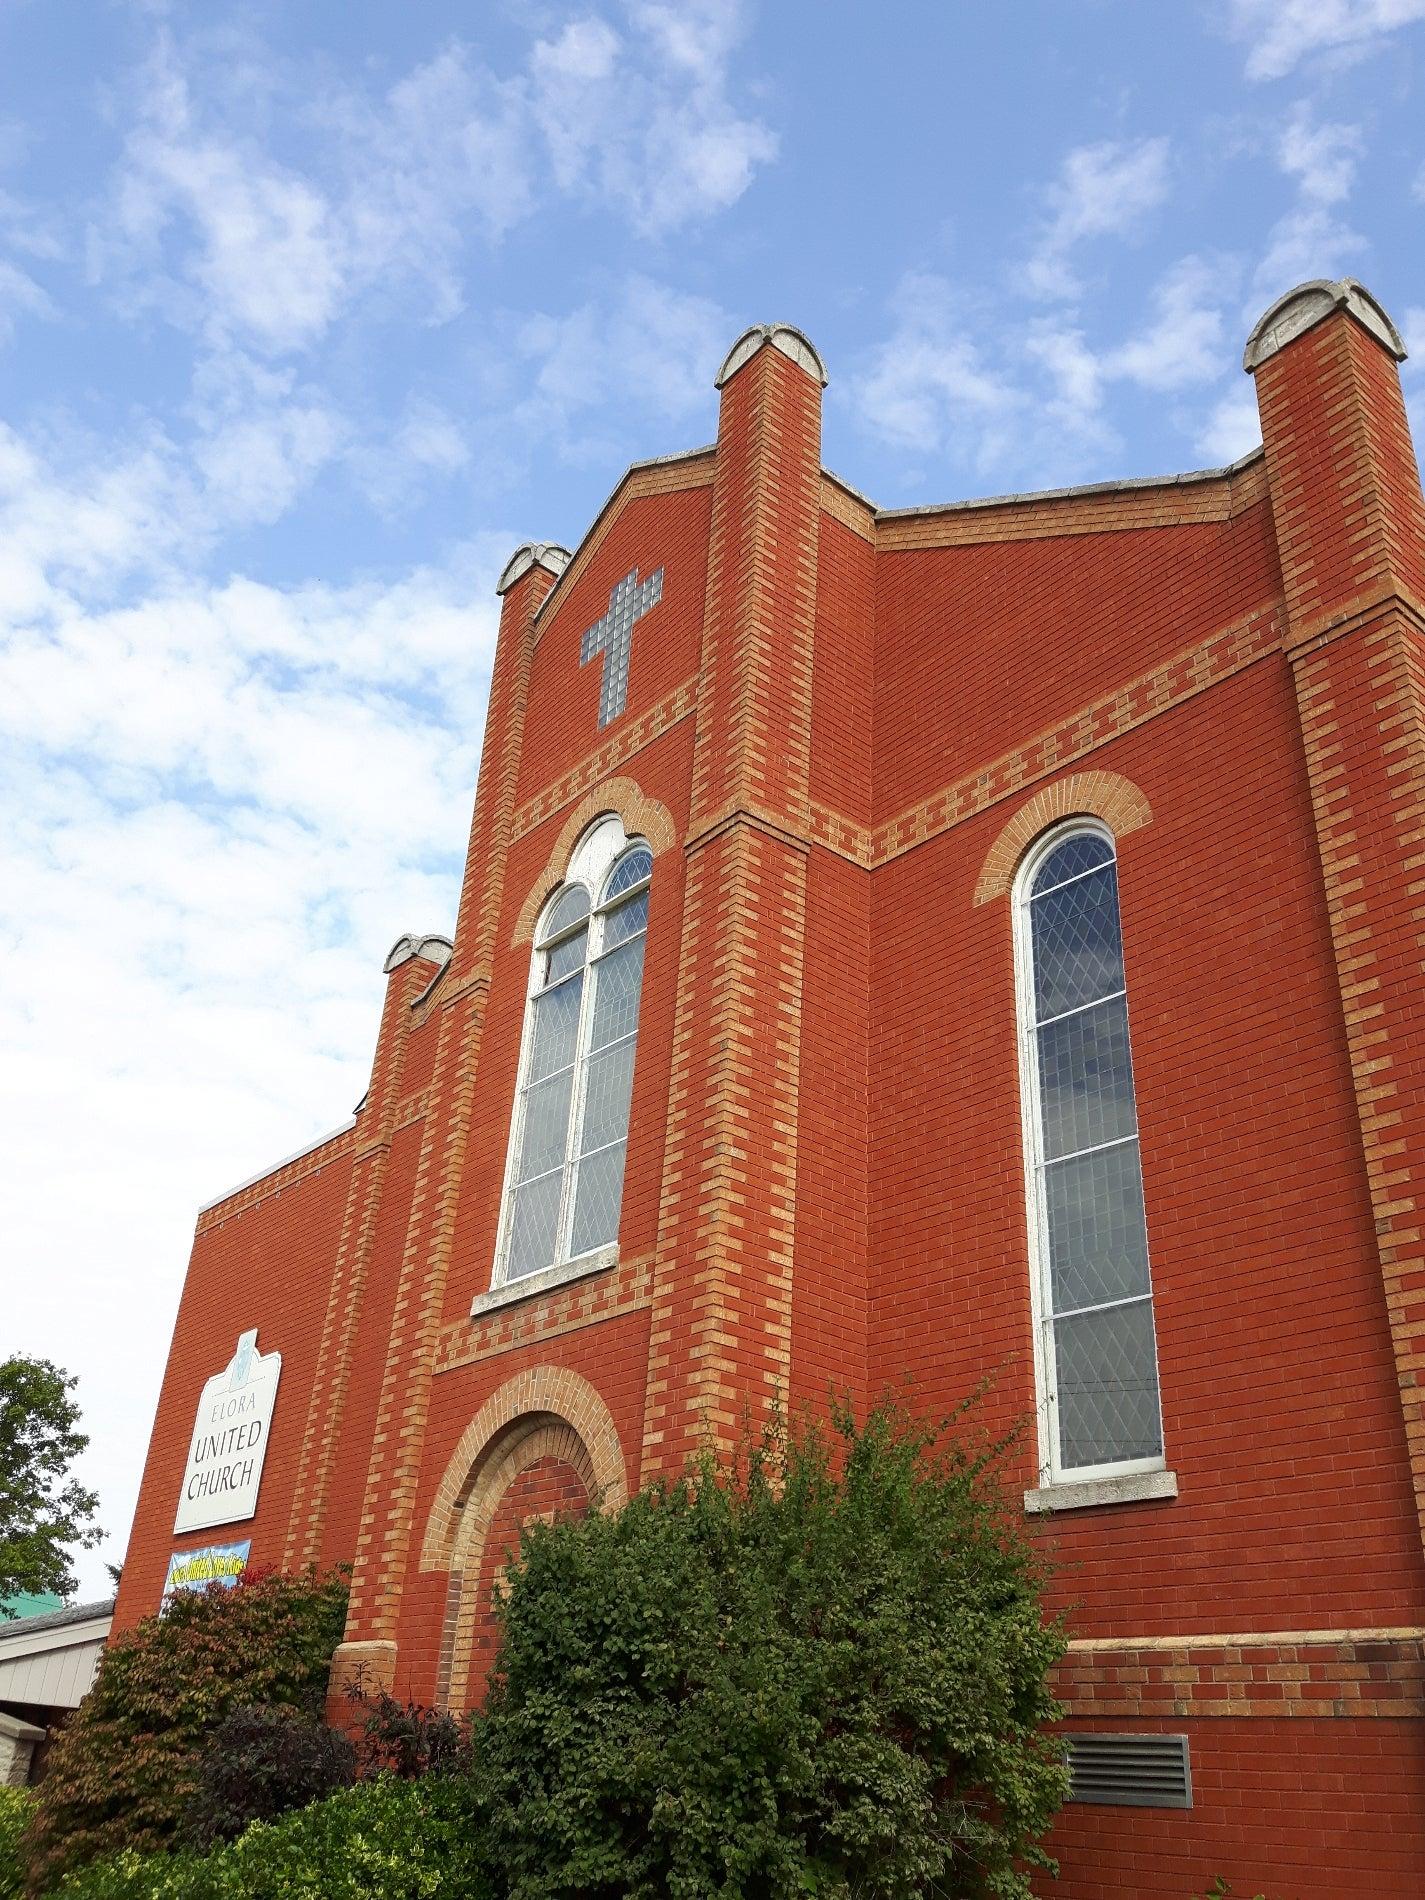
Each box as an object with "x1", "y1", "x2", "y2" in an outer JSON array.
[{"x1": 117, "y1": 277, "x2": 1425, "y2": 1895}]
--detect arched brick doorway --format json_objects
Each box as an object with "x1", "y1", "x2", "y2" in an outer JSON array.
[{"x1": 420, "y1": 1367, "x2": 628, "y2": 1711}]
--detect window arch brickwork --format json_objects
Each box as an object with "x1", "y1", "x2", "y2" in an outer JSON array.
[
  {"x1": 973, "y1": 770, "x2": 1153, "y2": 907},
  {"x1": 512, "y1": 778, "x2": 676, "y2": 947}
]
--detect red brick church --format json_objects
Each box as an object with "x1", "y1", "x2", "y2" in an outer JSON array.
[{"x1": 117, "y1": 278, "x2": 1425, "y2": 1895}]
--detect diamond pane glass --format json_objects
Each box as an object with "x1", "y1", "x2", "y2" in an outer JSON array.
[
  {"x1": 1053, "y1": 1299, "x2": 1163, "y2": 1468},
  {"x1": 602, "y1": 888, "x2": 648, "y2": 949},
  {"x1": 1033, "y1": 833, "x2": 1115, "y2": 895},
  {"x1": 1031, "y1": 865, "x2": 1124, "y2": 1019},
  {"x1": 570, "y1": 1140, "x2": 627, "y2": 1256},
  {"x1": 545, "y1": 927, "x2": 588, "y2": 985},
  {"x1": 591, "y1": 935, "x2": 645, "y2": 1049},
  {"x1": 580, "y1": 1040, "x2": 635, "y2": 1155},
  {"x1": 527, "y1": 975, "x2": 582, "y2": 1082},
  {"x1": 1044, "y1": 1139, "x2": 1150, "y2": 1313},
  {"x1": 506, "y1": 1171, "x2": 561, "y2": 1279},
  {"x1": 1037, "y1": 996, "x2": 1136, "y2": 1161},
  {"x1": 604, "y1": 847, "x2": 652, "y2": 903},
  {"x1": 515, "y1": 1071, "x2": 573, "y2": 1182},
  {"x1": 540, "y1": 885, "x2": 590, "y2": 942}
]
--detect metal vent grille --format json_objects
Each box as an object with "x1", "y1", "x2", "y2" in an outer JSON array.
[{"x1": 1066, "y1": 1733, "x2": 1192, "y2": 1808}]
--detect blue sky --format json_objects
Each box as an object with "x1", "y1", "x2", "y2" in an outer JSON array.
[{"x1": 3, "y1": 0, "x2": 1424, "y2": 1596}]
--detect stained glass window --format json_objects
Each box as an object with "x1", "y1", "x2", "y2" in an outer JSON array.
[
  {"x1": 1017, "y1": 825, "x2": 1164, "y2": 1479},
  {"x1": 498, "y1": 820, "x2": 653, "y2": 1282}
]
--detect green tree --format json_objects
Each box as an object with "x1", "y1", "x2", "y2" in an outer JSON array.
[
  {"x1": 0, "y1": 1356, "x2": 102, "y2": 1612},
  {"x1": 478, "y1": 1398, "x2": 1068, "y2": 1900},
  {"x1": 24, "y1": 1567, "x2": 348, "y2": 1893}
]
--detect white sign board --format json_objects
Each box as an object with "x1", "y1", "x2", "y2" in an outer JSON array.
[{"x1": 173, "y1": 1330, "x2": 282, "y2": 1534}]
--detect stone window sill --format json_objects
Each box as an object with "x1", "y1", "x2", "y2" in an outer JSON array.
[
  {"x1": 1023, "y1": 1469, "x2": 1178, "y2": 1515},
  {"x1": 470, "y1": 1246, "x2": 618, "y2": 1318}
]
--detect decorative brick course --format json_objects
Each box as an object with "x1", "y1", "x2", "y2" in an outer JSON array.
[{"x1": 1058, "y1": 1629, "x2": 1425, "y2": 1720}]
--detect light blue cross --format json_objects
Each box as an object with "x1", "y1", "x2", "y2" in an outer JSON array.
[{"x1": 579, "y1": 566, "x2": 663, "y2": 727}]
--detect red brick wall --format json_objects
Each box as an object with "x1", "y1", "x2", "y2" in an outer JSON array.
[
  {"x1": 120, "y1": 307, "x2": 1425, "y2": 1893},
  {"x1": 870, "y1": 660, "x2": 1425, "y2": 1628},
  {"x1": 1043, "y1": 1715, "x2": 1425, "y2": 1900},
  {"x1": 114, "y1": 1132, "x2": 353, "y2": 1629}
]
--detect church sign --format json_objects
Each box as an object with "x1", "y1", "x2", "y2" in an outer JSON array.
[{"x1": 173, "y1": 1330, "x2": 281, "y2": 1534}]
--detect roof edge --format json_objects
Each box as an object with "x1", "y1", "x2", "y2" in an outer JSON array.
[
  {"x1": 532, "y1": 443, "x2": 717, "y2": 627},
  {"x1": 197, "y1": 1120, "x2": 357, "y2": 1216},
  {"x1": 871, "y1": 445, "x2": 1266, "y2": 523}
]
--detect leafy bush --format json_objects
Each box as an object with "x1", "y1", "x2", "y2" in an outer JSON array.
[
  {"x1": 348, "y1": 1686, "x2": 467, "y2": 1781},
  {"x1": 0, "y1": 1789, "x2": 30, "y2": 1900},
  {"x1": 53, "y1": 1777, "x2": 492, "y2": 1899},
  {"x1": 25, "y1": 1568, "x2": 347, "y2": 1892},
  {"x1": 179, "y1": 1705, "x2": 355, "y2": 1851},
  {"x1": 478, "y1": 1398, "x2": 1068, "y2": 1899}
]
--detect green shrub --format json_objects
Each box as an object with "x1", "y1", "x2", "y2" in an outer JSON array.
[
  {"x1": 53, "y1": 1777, "x2": 492, "y2": 1899},
  {"x1": 180, "y1": 1705, "x2": 356, "y2": 1850},
  {"x1": 478, "y1": 1398, "x2": 1068, "y2": 1899},
  {"x1": 0, "y1": 1789, "x2": 30, "y2": 1900},
  {"x1": 25, "y1": 1568, "x2": 347, "y2": 1892}
]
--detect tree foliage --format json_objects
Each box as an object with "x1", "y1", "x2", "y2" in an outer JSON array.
[
  {"x1": 0, "y1": 1790, "x2": 30, "y2": 1900},
  {"x1": 25, "y1": 1568, "x2": 347, "y2": 1892},
  {"x1": 478, "y1": 1399, "x2": 1068, "y2": 1899},
  {"x1": 0, "y1": 1356, "x2": 102, "y2": 1611}
]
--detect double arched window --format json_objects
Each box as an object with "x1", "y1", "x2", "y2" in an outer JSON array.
[
  {"x1": 496, "y1": 816, "x2": 652, "y2": 1285},
  {"x1": 1013, "y1": 821, "x2": 1164, "y2": 1484}
]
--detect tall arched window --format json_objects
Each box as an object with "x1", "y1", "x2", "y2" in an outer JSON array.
[
  {"x1": 496, "y1": 816, "x2": 652, "y2": 1285},
  {"x1": 1013, "y1": 821, "x2": 1164, "y2": 1485}
]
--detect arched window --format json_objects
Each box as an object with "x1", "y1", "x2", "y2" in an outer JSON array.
[
  {"x1": 1013, "y1": 821, "x2": 1164, "y2": 1485},
  {"x1": 496, "y1": 816, "x2": 653, "y2": 1285}
]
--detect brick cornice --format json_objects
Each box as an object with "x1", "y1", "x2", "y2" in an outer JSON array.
[
  {"x1": 1283, "y1": 579, "x2": 1425, "y2": 658},
  {"x1": 531, "y1": 454, "x2": 716, "y2": 651},
  {"x1": 877, "y1": 453, "x2": 1269, "y2": 551},
  {"x1": 1058, "y1": 1628, "x2": 1425, "y2": 1720}
]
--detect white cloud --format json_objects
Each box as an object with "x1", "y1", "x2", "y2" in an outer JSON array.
[
  {"x1": 514, "y1": 273, "x2": 732, "y2": 457},
  {"x1": 1222, "y1": 0, "x2": 1425, "y2": 81},
  {"x1": 0, "y1": 255, "x2": 53, "y2": 343},
  {"x1": 1277, "y1": 108, "x2": 1362, "y2": 203},
  {"x1": 1196, "y1": 382, "x2": 1262, "y2": 463},
  {"x1": 529, "y1": 0, "x2": 777, "y2": 234},
  {"x1": 854, "y1": 257, "x2": 1233, "y2": 484},
  {"x1": 0, "y1": 410, "x2": 508, "y2": 1590},
  {"x1": 1252, "y1": 108, "x2": 1365, "y2": 305},
  {"x1": 96, "y1": 10, "x2": 777, "y2": 356},
  {"x1": 850, "y1": 272, "x2": 1023, "y2": 469},
  {"x1": 1023, "y1": 137, "x2": 1172, "y2": 300},
  {"x1": 1105, "y1": 256, "x2": 1229, "y2": 390}
]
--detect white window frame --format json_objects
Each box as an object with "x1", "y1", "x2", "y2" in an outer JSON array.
[
  {"x1": 1012, "y1": 817, "x2": 1167, "y2": 1492},
  {"x1": 490, "y1": 815, "x2": 652, "y2": 1295}
]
